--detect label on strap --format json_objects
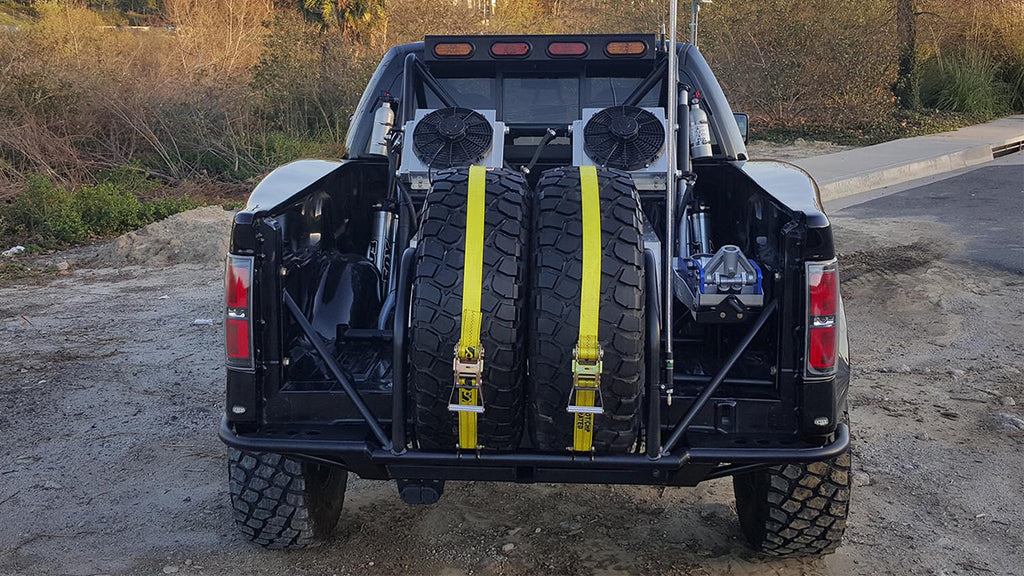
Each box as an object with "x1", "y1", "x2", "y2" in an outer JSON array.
[
  {"x1": 456, "y1": 165, "x2": 487, "y2": 449},
  {"x1": 572, "y1": 165, "x2": 603, "y2": 452}
]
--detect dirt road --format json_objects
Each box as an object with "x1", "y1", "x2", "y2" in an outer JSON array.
[{"x1": 1, "y1": 156, "x2": 1022, "y2": 576}]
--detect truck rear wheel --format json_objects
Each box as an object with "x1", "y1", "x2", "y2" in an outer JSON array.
[
  {"x1": 733, "y1": 450, "x2": 852, "y2": 557},
  {"x1": 408, "y1": 168, "x2": 530, "y2": 450},
  {"x1": 528, "y1": 167, "x2": 645, "y2": 453},
  {"x1": 228, "y1": 448, "x2": 347, "y2": 549}
]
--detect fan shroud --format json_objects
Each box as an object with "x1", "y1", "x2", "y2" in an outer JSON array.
[
  {"x1": 412, "y1": 107, "x2": 494, "y2": 169},
  {"x1": 582, "y1": 105, "x2": 667, "y2": 171}
]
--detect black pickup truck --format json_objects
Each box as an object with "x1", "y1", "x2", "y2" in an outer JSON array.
[{"x1": 219, "y1": 33, "x2": 851, "y2": 557}]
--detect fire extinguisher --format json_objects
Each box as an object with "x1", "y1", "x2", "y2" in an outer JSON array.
[{"x1": 689, "y1": 97, "x2": 712, "y2": 159}]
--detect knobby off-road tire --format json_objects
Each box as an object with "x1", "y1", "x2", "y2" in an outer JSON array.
[
  {"x1": 529, "y1": 167, "x2": 645, "y2": 453},
  {"x1": 409, "y1": 168, "x2": 530, "y2": 451},
  {"x1": 733, "y1": 450, "x2": 852, "y2": 557},
  {"x1": 228, "y1": 448, "x2": 348, "y2": 549}
]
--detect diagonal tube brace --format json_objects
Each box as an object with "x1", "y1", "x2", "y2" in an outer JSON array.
[
  {"x1": 283, "y1": 291, "x2": 392, "y2": 451},
  {"x1": 661, "y1": 300, "x2": 779, "y2": 455}
]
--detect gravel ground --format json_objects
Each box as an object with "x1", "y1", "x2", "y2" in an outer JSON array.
[{"x1": 0, "y1": 195, "x2": 1022, "y2": 575}]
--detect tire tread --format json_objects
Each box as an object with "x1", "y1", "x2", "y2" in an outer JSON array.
[
  {"x1": 734, "y1": 451, "x2": 852, "y2": 557},
  {"x1": 528, "y1": 167, "x2": 645, "y2": 453},
  {"x1": 409, "y1": 168, "x2": 530, "y2": 450},
  {"x1": 228, "y1": 448, "x2": 347, "y2": 549}
]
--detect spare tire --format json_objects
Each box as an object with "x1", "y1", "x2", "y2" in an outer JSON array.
[
  {"x1": 408, "y1": 168, "x2": 530, "y2": 451},
  {"x1": 528, "y1": 167, "x2": 645, "y2": 453}
]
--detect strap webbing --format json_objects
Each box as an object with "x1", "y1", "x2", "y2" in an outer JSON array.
[
  {"x1": 457, "y1": 165, "x2": 487, "y2": 449},
  {"x1": 573, "y1": 165, "x2": 602, "y2": 452}
]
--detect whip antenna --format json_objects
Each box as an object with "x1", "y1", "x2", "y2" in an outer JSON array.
[
  {"x1": 690, "y1": 0, "x2": 712, "y2": 47},
  {"x1": 662, "y1": 0, "x2": 680, "y2": 424}
]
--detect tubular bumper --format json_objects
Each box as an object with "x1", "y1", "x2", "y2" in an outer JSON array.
[{"x1": 219, "y1": 417, "x2": 850, "y2": 486}]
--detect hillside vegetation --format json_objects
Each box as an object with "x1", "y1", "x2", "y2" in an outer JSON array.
[{"x1": 0, "y1": 0, "x2": 1021, "y2": 248}]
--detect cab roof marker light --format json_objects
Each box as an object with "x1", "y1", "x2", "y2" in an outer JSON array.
[
  {"x1": 491, "y1": 42, "x2": 530, "y2": 57},
  {"x1": 434, "y1": 42, "x2": 474, "y2": 58},
  {"x1": 606, "y1": 41, "x2": 647, "y2": 57},
  {"x1": 547, "y1": 41, "x2": 588, "y2": 57}
]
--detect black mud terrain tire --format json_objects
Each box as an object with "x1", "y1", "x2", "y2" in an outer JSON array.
[
  {"x1": 528, "y1": 167, "x2": 645, "y2": 453},
  {"x1": 733, "y1": 450, "x2": 852, "y2": 557},
  {"x1": 409, "y1": 168, "x2": 530, "y2": 451},
  {"x1": 228, "y1": 448, "x2": 347, "y2": 549}
]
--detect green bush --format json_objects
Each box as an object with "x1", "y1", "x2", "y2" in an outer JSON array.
[
  {"x1": 2, "y1": 176, "x2": 88, "y2": 246},
  {"x1": 920, "y1": 51, "x2": 1013, "y2": 117},
  {"x1": 140, "y1": 195, "x2": 202, "y2": 222},
  {"x1": 1002, "y1": 55, "x2": 1024, "y2": 112},
  {"x1": 250, "y1": 132, "x2": 343, "y2": 169},
  {"x1": 75, "y1": 182, "x2": 143, "y2": 235},
  {"x1": 0, "y1": 173, "x2": 203, "y2": 248}
]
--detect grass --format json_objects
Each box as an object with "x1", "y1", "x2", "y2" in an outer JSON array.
[
  {"x1": 999, "y1": 54, "x2": 1024, "y2": 112},
  {"x1": 0, "y1": 170, "x2": 205, "y2": 249},
  {"x1": 753, "y1": 109, "x2": 989, "y2": 146},
  {"x1": 0, "y1": 261, "x2": 62, "y2": 286},
  {"x1": 921, "y1": 50, "x2": 1015, "y2": 118},
  {"x1": 0, "y1": 0, "x2": 34, "y2": 25}
]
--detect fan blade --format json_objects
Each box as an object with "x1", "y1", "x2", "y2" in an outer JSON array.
[
  {"x1": 600, "y1": 141, "x2": 621, "y2": 168},
  {"x1": 458, "y1": 140, "x2": 473, "y2": 164}
]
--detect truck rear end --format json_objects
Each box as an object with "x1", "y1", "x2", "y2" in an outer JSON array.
[{"x1": 220, "y1": 33, "x2": 851, "y2": 556}]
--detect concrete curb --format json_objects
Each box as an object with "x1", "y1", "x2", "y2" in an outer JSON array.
[
  {"x1": 811, "y1": 143, "x2": 994, "y2": 203},
  {"x1": 790, "y1": 115, "x2": 1024, "y2": 202}
]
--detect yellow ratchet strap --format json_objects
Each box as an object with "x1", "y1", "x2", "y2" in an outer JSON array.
[
  {"x1": 449, "y1": 165, "x2": 487, "y2": 450},
  {"x1": 569, "y1": 165, "x2": 605, "y2": 453}
]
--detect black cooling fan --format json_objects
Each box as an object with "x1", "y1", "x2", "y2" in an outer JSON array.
[
  {"x1": 583, "y1": 106, "x2": 666, "y2": 171},
  {"x1": 412, "y1": 107, "x2": 494, "y2": 169}
]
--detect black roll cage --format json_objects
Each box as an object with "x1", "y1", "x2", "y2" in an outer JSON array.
[
  {"x1": 220, "y1": 43, "x2": 847, "y2": 486},
  {"x1": 398, "y1": 51, "x2": 668, "y2": 127}
]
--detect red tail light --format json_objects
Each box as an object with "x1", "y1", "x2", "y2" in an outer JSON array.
[
  {"x1": 226, "y1": 259, "x2": 250, "y2": 308},
  {"x1": 809, "y1": 265, "x2": 837, "y2": 316},
  {"x1": 226, "y1": 318, "x2": 251, "y2": 359},
  {"x1": 225, "y1": 255, "x2": 254, "y2": 370},
  {"x1": 806, "y1": 260, "x2": 839, "y2": 377}
]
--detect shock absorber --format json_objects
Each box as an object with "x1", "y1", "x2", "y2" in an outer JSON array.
[
  {"x1": 689, "y1": 207, "x2": 712, "y2": 257},
  {"x1": 367, "y1": 205, "x2": 395, "y2": 294}
]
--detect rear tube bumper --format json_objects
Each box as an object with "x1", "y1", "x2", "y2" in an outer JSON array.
[{"x1": 220, "y1": 417, "x2": 850, "y2": 484}]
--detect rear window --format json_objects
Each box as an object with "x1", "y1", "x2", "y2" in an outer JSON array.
[
  {"x1": 430, "y1": 74, "x2": 661, "y2": 125},
  {"x1": 583, "y1": 77, "x2": 661, "y2": 109},
  {"x1": 502, "y1": 77, "x2": 579, "y2": 124},
  {"x1": 439, "y1": 78, "x2": 495, "y2": 110}
]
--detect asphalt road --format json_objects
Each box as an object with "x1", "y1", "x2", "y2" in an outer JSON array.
[{"x1": 832, "y1": 152, "x2": 1024, "y2": 274}]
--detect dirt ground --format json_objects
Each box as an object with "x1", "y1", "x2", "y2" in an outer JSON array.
[
  {"x1": 746, "y1": 140, "x2": 853, "y2": 161},
  {"x1": 1, "y1": 193, "x2": 1022, "y2": 576}
]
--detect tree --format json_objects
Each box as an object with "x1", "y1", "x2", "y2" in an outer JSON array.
[
  {"x1": 298, "y1": 0, "x2": 385, "y2": 41},
  {"x1": 117, "y1": 0, "x2": 163, "y2": 14},
  {"x1": 894, "y1": 0, "x2": 920, "y2": 109}
]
